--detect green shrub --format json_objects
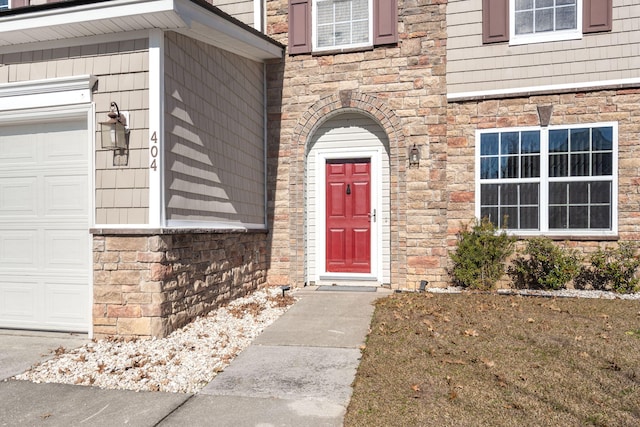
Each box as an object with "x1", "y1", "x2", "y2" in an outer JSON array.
[
  {"x1": 449, "y1": 218, "x2": 516, "y2": 290},
  {"x1": 576, "y1": 243, "x2": 640, "y2": 294},
  {"x1": 507, "y1": 237, "x2": 581, "y2": 290}
]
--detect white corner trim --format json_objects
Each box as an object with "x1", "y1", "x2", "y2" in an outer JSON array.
[
  {"x1": 148, "y1": 29, "x2": 164, "y2": 228},
  {"x1": 447, "y1": 77, "x2": 640, "y2": 102},
  {"x1": 0, "y1": 75, "x2": 96, "y2": 111},
  {"x1": 253, "y1": 0, "x2": 263, "y2": 32}
]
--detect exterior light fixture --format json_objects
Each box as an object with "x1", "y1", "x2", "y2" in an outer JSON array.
[
  {"x1": 409, "y1": 144, "x2": 420, "y2": 167},
  {"x1": 100, "y1": 102, "x2": 129, "y2": 150}
]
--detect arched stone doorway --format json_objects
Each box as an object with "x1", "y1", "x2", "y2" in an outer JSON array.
[{"x1": 305, "y1": 112, "x2": 391, "y2": 285}]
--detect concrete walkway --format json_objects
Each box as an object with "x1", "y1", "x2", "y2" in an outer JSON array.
[{"x1": 0, "y1": 286, "x2": 390, "y2": 426}]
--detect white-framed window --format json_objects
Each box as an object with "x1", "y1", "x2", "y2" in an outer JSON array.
[
  {"x1": 510, "y1": 0, "x2": 582, "y2": 45},
  {"x1": 313, "y1": 0, "x2": 373, "y2": 51},
  {"x1": 0, "y1": 0, "x2": 8, "y2": 10},
  {"x1": 476, "y1": 122, "x2": 617, "y2": 236}
]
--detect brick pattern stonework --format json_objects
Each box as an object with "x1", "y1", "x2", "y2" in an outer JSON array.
[
  {"x1": 446, "y1": 88, "x2": 640, "y2": 255},
  {"x1": 265, "y1": 0, "x2": 450, "y2": 289},
  {"x1": 93, "y1": 231, "x2": 267, "y2": 338}
]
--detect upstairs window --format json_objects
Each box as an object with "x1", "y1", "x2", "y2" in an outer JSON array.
[
  {"x1": 288, "y1": 0, "x2": 397, "y2": 55},
  {"x1": 482, "y1": 0, "x2": 612, "y2": 44},
  {"x1": 315, "y1": 0, "x2": 370, "y2": 50},
  {"x1": 512, "y1": 0, "x2": 581, "y2": 44},
  {"x1": 476, "y1": 123, "x2": 617, "y2": 236}
]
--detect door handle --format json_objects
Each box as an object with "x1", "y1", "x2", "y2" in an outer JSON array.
[
  {"x1": 368, "y1": 209, "x2": 376, "y2": 222},
  {"x1": 346, "y1": 184, "x2": 351, "y2": 195}
]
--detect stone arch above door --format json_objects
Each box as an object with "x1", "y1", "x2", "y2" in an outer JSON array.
[{"x1": 289, "y1": 91, "x2": 408, "y2": 288}]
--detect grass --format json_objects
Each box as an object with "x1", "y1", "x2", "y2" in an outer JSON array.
[{"x1": 345, "y1": 292, "x2": 640, "y2": 427}]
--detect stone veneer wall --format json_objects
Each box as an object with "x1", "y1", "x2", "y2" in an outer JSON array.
[
  {"x1": 446, "y1": 87, "x2": 640, "y2": 256},
  {"x1": 93, "y1": 231, "x2": 267, "y2": 338},
  {"x1": 265, "y1": 0, "x2": 449, "y2": 289}
]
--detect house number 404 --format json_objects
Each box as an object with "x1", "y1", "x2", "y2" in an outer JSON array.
[{"x1": 150, "y1": 131, "x2": 159, "y2": 171}]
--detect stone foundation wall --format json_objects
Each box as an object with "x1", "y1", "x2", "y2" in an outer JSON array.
[{"x1": 92, "y1": 230, "x2": 268, "y2": 338}]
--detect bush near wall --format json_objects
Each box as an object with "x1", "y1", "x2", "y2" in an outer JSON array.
[
  {"x1": 448, "y1": 218, "x2": 516, "y2": 290},
  {"x1": 449, "y1": 225, "x2": 640, "y2": 294},
  {"x1": 576, "y1": 243, "x2": 640, "y2": 294},
  {"x1": 508, "y1": 238, "x2": 581, "y2": 290}
]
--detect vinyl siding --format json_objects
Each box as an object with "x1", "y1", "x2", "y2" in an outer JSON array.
[
  {"x1": 164, "y1": 32, "x2": 266, "y2": 227},
  {"x1": 447, "y1": 0, "x2": 640, "y2": 94},
  {"x1": 0, "y1": 39, "x2": 150, "y2": 225},
  {"x1": 207, "y1": 0, "x2": 256, "y2": 27}
]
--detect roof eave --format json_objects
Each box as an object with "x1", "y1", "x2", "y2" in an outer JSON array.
[{"x1": 0, "y1": 0, "x2": 284, "y2": 61}]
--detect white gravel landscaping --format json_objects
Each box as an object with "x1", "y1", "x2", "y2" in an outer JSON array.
[{"x1": 15, "y1": 287, "x2": 296, "y2": 394}]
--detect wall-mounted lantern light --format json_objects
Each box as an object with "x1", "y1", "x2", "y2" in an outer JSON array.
[
  {"x1": 100, "y1": 102, "x2": 129, "y2": 150},
  {"x1": 409, "y1": 144, "x2": 421, "y2": 167}
]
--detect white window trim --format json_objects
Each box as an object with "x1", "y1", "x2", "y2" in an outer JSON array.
[
  {"x1": 475, "y1": 122, "x2": 618, "y2": 237},
  {"x1": 314, "y1": 147, "x2": 383, "y2": 282},
  {"x1": 312, "y1": 0, "x2": 373, "y2": 52},
  {"x1": 509, "y1": 0, "x2": 583, "y2": 46}
]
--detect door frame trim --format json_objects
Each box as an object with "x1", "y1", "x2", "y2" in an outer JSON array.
[{"x1": 314, "y1": 147, "x2": 383, "y2": 282}]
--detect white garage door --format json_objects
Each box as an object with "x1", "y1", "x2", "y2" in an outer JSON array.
[{"x1": 0, "y1": 119, "x2": 90, "y2": 332}]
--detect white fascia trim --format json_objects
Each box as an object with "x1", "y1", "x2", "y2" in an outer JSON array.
[
  {"x1": 448, "y1": 77, "x2": 640, "y2": 102},
  {"x1": 0, "y1": 0, "x2": 282, "y2": 61},
  {"x1": 0, "y1": 75, "x2": 96, "y2": 111},
  {"x1": 173, "y1": 0, "x2": 282, "y2": 59}
]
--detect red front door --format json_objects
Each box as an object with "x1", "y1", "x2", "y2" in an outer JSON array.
[{"x1": 326, "y1": 159, "x2": 371, "y2": 273}]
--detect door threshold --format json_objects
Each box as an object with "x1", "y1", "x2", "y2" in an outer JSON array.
[
  {"x1": 316, "y1": 285, "x2": 377, "y2": 292},
  {"x1": 315, "y1": 279, "x2": 380, "y2": 287}
]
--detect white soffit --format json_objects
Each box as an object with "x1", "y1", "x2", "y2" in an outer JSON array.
[{"x1": 0, "y1": 0, "x2": 283, "y2": 61}]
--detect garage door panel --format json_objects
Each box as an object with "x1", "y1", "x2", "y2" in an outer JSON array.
[
  {"x1": 0, "y1": 230, "x2": 39, "y2": 270},
  {"x1": 42, "y1": 129, "x2": 88, "y2": 163},
  {"x1": 0, "y1": 177, "x2": 38, "y2": 216},
  {"x1": 45, "y1": 175, "x2": 88, "y2": 216},
  {"x1": 0, "y1": 131, "x2": 37, "y2": 164},
  {"x1": 44, "y1": 229, "x2": 89, "y2": 270},
  {"x1": 0, "y1": 280, "x2": 39, "y2": 320},
  {"x1": 45, "y1": 282, "x2": 89, "y2": 326}
]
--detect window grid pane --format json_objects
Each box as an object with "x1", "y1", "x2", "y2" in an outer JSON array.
[
  {"x1": 514, "y1": 0, "x2": 577, "y2": 35},
  {"x1": 548, "y1": 181, "x2": 612, "y2": 230},
  {"x1": 480, "y1": 125, "x2": 614, "y2": 233},
  {"x1": 316, "y1": 0, "x2": 370, "y2": 49},
  {"x1": 480, "y1": 183, "x2": 539, "y2": 230}
]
